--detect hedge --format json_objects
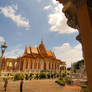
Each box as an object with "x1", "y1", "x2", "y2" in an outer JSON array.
[
  {"x1": 14, "y1": 73, "x2": 24, "y2": 81},
  {"x1": 55, "y1": 78, "x2": 65, "y2": 86},
  {"x1": 39, "y1": 72, "x2": 46, "y2": 79},
  {"x1": 80, "y1": 85, "x2": 89, "y2": 92}
]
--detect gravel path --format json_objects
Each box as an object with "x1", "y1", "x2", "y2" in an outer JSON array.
[{"x1": 0, "y1": 79, "x2": 81, "y2": 92}]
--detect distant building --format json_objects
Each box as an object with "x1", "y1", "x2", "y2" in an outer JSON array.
[
  {"x1": 1, "y1": 40, "x2": 66, "y2": 73},
  {"x1": 71, "y1": 60, "x2": 87, "y2": 79}
]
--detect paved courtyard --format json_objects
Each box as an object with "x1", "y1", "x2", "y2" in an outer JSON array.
[{"x1": 0, "y1": 79, "x2": 81, "y2": 92}]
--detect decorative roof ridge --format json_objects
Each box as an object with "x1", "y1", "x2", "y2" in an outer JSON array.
[
  {"x1": 37, "y1": 47, "x2": 44, "y2": 58},
  {"x1": 30, "y1": 46, "x2": 35, "y2": 58},
  {"x1": 24, "y1": 44, "x2": 28, "y2": 55}
]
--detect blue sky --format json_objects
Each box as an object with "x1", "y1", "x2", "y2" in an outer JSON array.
[{"x1": 0, "y1": 0, "x2": 83, "y2": 67}]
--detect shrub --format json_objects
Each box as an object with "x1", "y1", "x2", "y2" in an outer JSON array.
[
  {"x1": 51, "y1": 73, "x2": 54, "y2": 78},
  {"x1": 47, "y1": 73, "x2": 50, "y2": 79},
  {"x1": 47, "y1": 73, "x2": 58, "y2": 79},
  {"x1": 34, "y1": 73, "x2": 39, "y2": 79},
  {"x1": 40, "y1": 70, "x2": 46, "y2": 72},
  {"x1": 56, "y1": 73, "x2": 59, "y2": 77},
  {"x1": 25, "y1": 74, "x2": 29, "y2": 80},
  {"x1": 3, "y1": 76, "x2": 14, "y2": 80},
  {"x1": 29, "y1": 73, "x2": 33, "y2": 80},
  {"x1": 65, "y1": 78, "x2": 72, "y2": 85},
  {"x1": 39, "y1": 72, "x2": 46, "y2": 79},
  {"x1": 4, "y1": 73, "x2": 11, "y2": 76},
  {"x1": 80, "y1": 85, "x2": 89, "y2": 92},
  {"x1": 14, "y1": 73, "x2": 24, "y2": 81},
  {"x1": 54, "y1": 73, "x2": 59, "y2": 78},
  {"x1": 55, "y1": 78, "x2": 65, "y2": 86},
  {"x1": 62, "y1": 73, "x2": 66, "y2": 78}
]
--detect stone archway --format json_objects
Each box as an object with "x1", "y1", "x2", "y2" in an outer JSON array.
[{"x1": 56, "y1": 0, "x2": 92, "y2": 91}]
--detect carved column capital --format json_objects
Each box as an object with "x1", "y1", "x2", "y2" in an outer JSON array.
[{"x1": 71, "y1": 0, "x2": 87, "y2": 8}]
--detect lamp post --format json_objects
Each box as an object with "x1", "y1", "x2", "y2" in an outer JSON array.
[{"x1": 0, "y1": 41, "x2": 8, "y2": 75}]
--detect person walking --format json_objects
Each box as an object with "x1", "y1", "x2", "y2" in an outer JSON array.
[
  {"x1": 20, "y1": 79, "x2": 24, "y2": 92},
  {"x1": 4, "y1": 78, "x2": 8, "y2": 91}
]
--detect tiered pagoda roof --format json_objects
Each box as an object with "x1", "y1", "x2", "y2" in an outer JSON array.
[{"x1": 24, "y1": 40, "x2": 56, "y2": 58}]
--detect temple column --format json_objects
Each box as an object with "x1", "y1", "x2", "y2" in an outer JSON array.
[
  {"x1": 53, "y1": 63, "x2": 55, "y2": 72},
  {"x1": 25, "y1": 61, "x2": 28, "y2": 72},
  {"x1": 49, "y1": 63, "x2": 50, "y2": 71},
  {"x1": 55, "y1": 63, "x2": 56, "y2": 72},
  {"x1": 38, "y1": 61, "x2": 39, "y2": 73},
  {"x1": 30, "y1": 60, "x2": 32, "y2": 72},
  {"x1": 46, "y1": 62, "x2": 49, "y2": 71},
  {"x1": 39, "y1": 61, "x2": 41, "y2": 73},
  {"x1": 52, "y1": 62, "x2": 54, "y2": 71},
  {"x1": 40, "y1": 59, "x2": 44, "y2": 70},
  {"x1": 23, "y1": 59, "x2": 26, "y2": 72},
  {"x1": 32, "y1": 59, "x2": 34, "y2": 73},
  {"x1": 36, "y1": 59, "x2": 39, "y2": 73},
  {"x1": 56, "y1": 63, "x2": 58, "y2": 73},
  {"x1": 27, "y1": 59, "x2": 30, "y2": 72},
  {"x1": 5, "y1": 62, "x2": 7, "y2": 72},
  {"x1": 50, "y1": 63, "x2": 52, "y2": 71},
  {"x1": 33, "y1": 61, "x2": 35, "y2": 73},
  {"x1": 36, "y1": 62, "x2": 38, "y2": 73},
  {"x1": 17, "y1": 62, "x2": 20, "y2": 72},
  {"x1": 34, "y1": 61, "x2": 37, "y2": 72}
]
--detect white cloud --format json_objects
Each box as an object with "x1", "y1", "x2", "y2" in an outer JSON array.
[
  {"x1": 44, "y1": 0, "x2": 77, "y2": 34},
  {"x1": 52, "y1": 0, "x2": 58, "y2": 4},
  {"x1": 53, "y1": 43, "x2": 83, "y2": 67},
  {"x1": 5, "y1": 45, "x2": 24, "y2": 58},
  {"x1": 0, "y1": 4, "x2": 30, "y2": 30},
  {"x1": 0, "y1": 36, "x2": 5, "y2": 42},
  {"x1": 44, "y1": 5, "x2": 52, "y2": 10}
]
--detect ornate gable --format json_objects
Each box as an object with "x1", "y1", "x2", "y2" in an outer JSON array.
[
  {"x1": 46, "y1": 50, "x2": 56, "y2": 58},
  {"x1": 30, "y1": 46, "x2": 39, "y2": 54},
  {"x1": 24, "y1": 45, "x2": 30, "y2": 55},
  {"x1": 38, "y1": 40, "x2": 48, "y2": 56}
]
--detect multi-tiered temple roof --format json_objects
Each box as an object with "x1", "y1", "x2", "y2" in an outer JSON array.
[{"x1": 24, "y1": 40, "x2": 56, "y2": 58}]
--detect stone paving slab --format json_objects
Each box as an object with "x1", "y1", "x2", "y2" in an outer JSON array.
[{"x1": 0, "y1": 80, "x2": 81, "y2": 92}]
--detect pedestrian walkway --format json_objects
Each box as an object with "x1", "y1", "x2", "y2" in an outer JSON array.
[{"x1": 0, "y1": 79, "x2": 82, "y2": 92}]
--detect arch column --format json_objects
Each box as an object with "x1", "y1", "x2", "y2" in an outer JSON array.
[
  {"x1": 53, "y1": 63, "x2": 55, "y2": 71},
  {"x1": 36, "y1": 59, "x2": 39, "y2": 72},
  {"x1": 30, "y1": 61, "x2": 32, "y2": 72},
  {"x1": 46, "y1": 62, "x2": 49, "y2": 71},
  {"x1": 40, "y1": 59, "x2": 44, "y2": 70},
  {"x1": 38, "y1": 61, "x2": 40, "y2": 73},
  {"x1": 57, "y1": 0, "x2": 92, "y2": 91},
  {"x1": 23, "y1": 59, "x2": 26, "y2": 72},
  {"x1": 5, "y1": 62, "x2": 7, "y2": 72},
  {"x1": 50, "y1": 62, "x2": 52, "y2": 72},
  {"x1": 32, "y1": 59, "x2": 34, "y2": 73},
  {"x1": 75, "y1": 0, "x2": 92, "y2": 91},
  {"x1": 49, "y1": 63, "x2": 51, "y2": 71},
  {"x1": 28, "y1": 59, "x2": 30, "y2": 72}
]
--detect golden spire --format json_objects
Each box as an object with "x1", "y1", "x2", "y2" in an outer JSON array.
[{"x1": 24, "y1": 45, "x2": 28, "y2": 55}]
